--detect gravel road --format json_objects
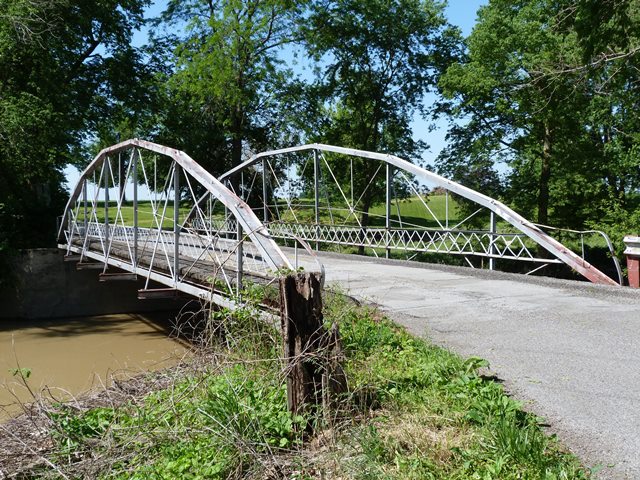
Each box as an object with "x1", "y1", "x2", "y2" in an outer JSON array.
[{"x1": 293, "y1": 250, "x2": 640, "y2": 479}]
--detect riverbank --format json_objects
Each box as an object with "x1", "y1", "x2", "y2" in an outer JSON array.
[
  {"x1": 0, "y1": 249, "x2": 185, "y2": 320},
  {"x1": 0, "y1": 293, "x2": 590, "y2": 479}
]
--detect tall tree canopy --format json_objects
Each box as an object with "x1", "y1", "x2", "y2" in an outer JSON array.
[
  {"x1": 151, "y1": 0, "x2": 307, "y2": 180},
  {"x1": 436, "y1": 0, "x2": 639, "y2": 242},
  {"x1": 304, "y1": 0, "x2": 460, "y2": 230},
  {"x1": 0, "y1": 0, "x2": 148, "y2": 269}
]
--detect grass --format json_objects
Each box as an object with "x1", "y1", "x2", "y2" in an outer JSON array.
[
  {"x1": 3, "y1": 288, "x2": 591, "y2": 479},
  {"x1": 74, "y1": 201, "x2": 194, "y2": 229},
  {"x1": 369, "y1": 194, "x2": 462, "y2": 229},
  {"x1": 73, "y1": 195, "x2": 465, "y2": 232},
  {"x1": 274, "y1": 194, "x2": 464, "y2": 229}
]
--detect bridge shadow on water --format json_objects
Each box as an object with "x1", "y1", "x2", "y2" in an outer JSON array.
[{"x1": 0, "y1": 309, "x2": 194, "y2": 345}]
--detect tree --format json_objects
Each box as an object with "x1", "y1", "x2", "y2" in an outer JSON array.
[
  {"x1": 304, "y1": 0, "x2": 460, "y2": 237},
  {"x1": 437, "y1": 0, "x2": 599, "y2": 227},
  {"x1": 152, "y1": 0, "x2": 306, "y2": 185},
  {"x1": 571, "y1": 0, "x2": 640, "y2": 245},
  {"x1": 0, "y1": 0, "x2": 148, "y2": 282},
  {"x1": 436, "y1": 0, "x2": 639, "y2": 244}
]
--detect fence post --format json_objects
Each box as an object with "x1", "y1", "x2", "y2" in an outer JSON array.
[{"x1": 279, "y1": 272, "x2": 345, "y2": 425}]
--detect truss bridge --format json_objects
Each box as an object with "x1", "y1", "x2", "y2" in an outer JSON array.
[{"x1": 58, "y1": 140, "x2": 622, "y2": 311}]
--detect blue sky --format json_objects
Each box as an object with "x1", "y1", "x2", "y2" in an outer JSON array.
[{"x1": 64, "y1": 0, "x2": 487, "y2": 194}]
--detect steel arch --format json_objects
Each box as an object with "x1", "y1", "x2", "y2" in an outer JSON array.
[
  {"x1": 58, "y1": 139, "x2": 293, "y2": 306},
  {"x1": 60, "y1": 139, "x2": 290, "y2": 270},
  {"x1": 221, "y1": 143, "x2": 618, "y2": 286}
]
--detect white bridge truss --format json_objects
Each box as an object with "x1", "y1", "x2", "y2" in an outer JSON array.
[
  {"x1": 58, "y1": 139, "x2": 296, "y2": 308},
  {"x1": 219, "y1": 143, "x2": 621, "y2": 286},
  {"x1": 59, "y1": 140, "x2": 622, "y2": 301}
]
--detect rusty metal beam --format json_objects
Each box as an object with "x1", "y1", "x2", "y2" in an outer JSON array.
[
  {"x1": 99, "y1": 273, "x2": 138, "y2": 282},
  {"x1": 137, "y1": 288, "x2": 179, "y2": 300},
  {"x1": 76, "y1": 262, "x2": 106, "y2": 270}
]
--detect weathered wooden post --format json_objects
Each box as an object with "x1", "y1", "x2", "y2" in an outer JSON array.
[{"x1": 279, "y1": 272, "x2": 346, "y2": 426}]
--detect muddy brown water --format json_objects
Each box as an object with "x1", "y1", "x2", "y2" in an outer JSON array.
[{"x1": 0, "y1": 312, "x2": 189, "y2": 420}]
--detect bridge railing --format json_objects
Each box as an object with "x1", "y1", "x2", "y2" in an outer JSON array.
[
  {"x1": 58, "y1": 139, "x2": 295, "y2": 307},
  {"x1": 218, "y1": 143, "x2": 620, "y2": 285}
]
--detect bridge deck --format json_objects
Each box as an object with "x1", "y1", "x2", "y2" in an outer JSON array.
[{"x1": 66, "y1": 237, "x2": 273, "y2": 303}]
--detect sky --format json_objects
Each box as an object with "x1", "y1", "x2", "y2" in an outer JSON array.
[{"x1": 63, "y1": 0, "x2": 488, "y2": 196}]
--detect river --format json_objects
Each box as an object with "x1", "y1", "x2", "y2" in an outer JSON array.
[{"x1": 0, "y1": 312, "x2": 189, "y2": 420}]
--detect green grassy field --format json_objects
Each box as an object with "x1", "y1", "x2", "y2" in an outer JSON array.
[
  {"x1": 369, "y1": 194, "x2": 462, "y2": 228},
  {"x1": 75, "y1": 201, "x2": 193, "y2": 228},
  {"x1": 272, "y1": 194, "x2": 464, "y2": 228}
]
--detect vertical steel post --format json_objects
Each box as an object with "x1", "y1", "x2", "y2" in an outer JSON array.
[
  {"x1": 385, "y1": 164, "x2": 391, "y2": 259},
  {"x1": 224, "y1": 179, "x2": 231, "y2": 239},
  {"x1": 489, "y1": 211, "x2": 496, "y2": 271},
  {"x1": 118, "y1": 147, "x2": 122, "y2": 204},
  {"x1": 313, "y1": 149, "x2": 320, "y2": 251},
  {"x1": 173, "y1": 164, "x2": 180, "y2": 285},
  {"x1": 445, "y1": 190, "x2": 449, "y2": 230},
  {"x1": 236, "y1": 221, "x2": 243, "y2": 296},
  {"x1": 133, "y1": 151, "x2": 138, "y2": 268},
  {"x1": 104, "y1": 158, "x2": 110, "y2": 251},
  {"x1": 82, "y1": 178, "x2": 88, "y2": 235},
  {"x1": 262, "y1": 158, "x2": 268, "y2": 223}
]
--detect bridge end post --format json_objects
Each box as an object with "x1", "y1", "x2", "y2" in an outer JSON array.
[
  {"x1": 133, "y1": 149, "x2": 138, "y2": 268},
  {"x1": 173, "y1": 164, "x2": 181, "y2": 285},
  {"x1": 624, "y1": 236, "x2": 640, "y2": 288},
  {"x1": 104, "y1": 157, "x2": 110, "y2": 256}
]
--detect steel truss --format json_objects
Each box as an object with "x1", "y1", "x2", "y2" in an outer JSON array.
[
  {"x1": 219, "y1": 143, "x2": 620, "y2": 286},
  {"x1": 58, "y1": 139, "x2": 294, "y2": 306}
]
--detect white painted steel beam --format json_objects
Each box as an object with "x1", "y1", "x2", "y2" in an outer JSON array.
[
  {"x1": 59, "y1": 139, "x2": 292, "y2": 273},
  {"x1": 221, "y1": 143, "x2": 618, "y2": 286}
]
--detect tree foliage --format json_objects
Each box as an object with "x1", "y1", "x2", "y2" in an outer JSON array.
[
  {"x1": 0, "y1": 0, "x2": 148, "y2": 271},
  {"x1": 304, "y1": 0, "x2": 459, "y2": 230},
  {"x1": 436, "y1": 0, "x2": 640, "y2": 244},
  {"x1": 150, "y1": 0, "x2": 307, "y2": 182}
]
